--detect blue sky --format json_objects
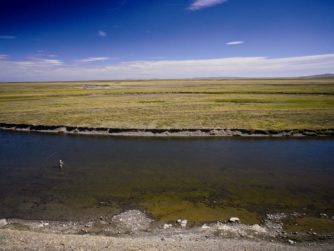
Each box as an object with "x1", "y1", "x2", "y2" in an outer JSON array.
[{"x1": 0, "y1": 0, "x2": 334, "y2": 81}]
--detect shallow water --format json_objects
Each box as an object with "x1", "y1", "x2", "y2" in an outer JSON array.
[{"x1": 0, "y1": 131, "x2": 333, "y2": 223}]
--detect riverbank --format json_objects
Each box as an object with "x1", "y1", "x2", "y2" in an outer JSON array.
[
  {"x1": 1, "y1": 123, "x2": 334, "y2": 137},
  {"x1": 0, "y1": 211, "x2": 333, "y2": 250}
]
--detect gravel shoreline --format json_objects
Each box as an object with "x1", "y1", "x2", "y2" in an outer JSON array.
[
  {"x1": 1, "y1": 228, "x2": 333, "y2": 251},
  {"x1": 1, "y1": 210, "x2": 333, "y2": 250}
]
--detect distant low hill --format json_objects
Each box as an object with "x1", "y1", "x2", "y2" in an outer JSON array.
[
  {"x1": 299, "y1": 73, "x2": 334, "y2": 79},
  {"x1": 189, "y1": 73, "x2": 334, "y2": 80}
]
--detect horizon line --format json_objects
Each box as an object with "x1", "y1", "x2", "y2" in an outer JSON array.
[{"x1": 1, "y1": 73, "x2": 333, "y2": 83}]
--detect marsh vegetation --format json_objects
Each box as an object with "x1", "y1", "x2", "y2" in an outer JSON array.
[{"x1": 1, "y1": 78, "x2": 334, "y2": 130}]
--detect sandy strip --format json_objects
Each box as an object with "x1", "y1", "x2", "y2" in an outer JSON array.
[{"x1": 1, "y1": 229, "x2": 333, "y2": 251}]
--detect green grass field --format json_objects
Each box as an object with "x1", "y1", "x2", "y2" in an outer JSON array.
[{"x1": 1, "y1": 78, "x2": 334, "y2": 129}]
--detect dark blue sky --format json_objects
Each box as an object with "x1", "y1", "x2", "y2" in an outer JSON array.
[{"x1": 0, "y1": 0, "x2": 334, "y2": 81}]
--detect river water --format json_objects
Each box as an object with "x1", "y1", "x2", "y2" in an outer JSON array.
[{"x1": 0, "y1": 131, "x2": 333, "y2": 223}]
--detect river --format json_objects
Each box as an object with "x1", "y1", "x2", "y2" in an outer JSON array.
[{"x1": 0, "y1": 131, "x2": 333, "y2": 224}]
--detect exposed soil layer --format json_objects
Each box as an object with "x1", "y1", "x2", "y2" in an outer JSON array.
[{"x1": 1, "y1": 123, "x2": 334, "y2": 137}]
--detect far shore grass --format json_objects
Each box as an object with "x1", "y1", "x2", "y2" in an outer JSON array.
[{"x1": 1, "y1": 78, "x2": 334, "y2": 130}]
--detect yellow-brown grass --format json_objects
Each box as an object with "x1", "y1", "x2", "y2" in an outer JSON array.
[{"x1": 1, "y1": 78, "x2": 334, "y2": 129}]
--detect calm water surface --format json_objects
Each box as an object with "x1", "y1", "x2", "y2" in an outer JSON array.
[{"x1": 0, "y1": 131, "x2": 333, "y2": 223}]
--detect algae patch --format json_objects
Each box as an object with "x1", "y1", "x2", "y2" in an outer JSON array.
[
  {"x1": 141, "y1": 195, "x2": 260, "y2": 225},
  {"x1": 285, "y1": 217, "x2": 334, "y2": 234}
]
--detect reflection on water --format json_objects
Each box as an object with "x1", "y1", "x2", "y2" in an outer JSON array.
[{"x1": 0, "y1": 131, "x2": 333, "y2": 223}]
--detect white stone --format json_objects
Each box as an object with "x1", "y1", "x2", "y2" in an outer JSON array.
[
  {"x1": 180, "y1": 219, "x2": 187, "y2": 228},
  {"x1": 320, "y1": 213, "x2": 328, "y2": 218},
  {"x1": 163, "y1": 223, "x2": 172, "y2": 229},
  {"x1": 288, "y1": 239, "x2": 295, "y2": 245},
  {"x1": 0, "y1": 219, "x2": 7, "y2": 227},
  {"x1": 228, "y1": 217, "x2": 240, "y2": 223},
  {"x1": 176, "y1": 219, "x2": 187, "y2": 227},
  {"x1": 201, "y1": 224, "x2": 210, "y2": 229}
]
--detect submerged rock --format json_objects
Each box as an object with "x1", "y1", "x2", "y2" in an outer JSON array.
[{"x1": 266, "y1": 213, "x2": 287, "y2": 222}]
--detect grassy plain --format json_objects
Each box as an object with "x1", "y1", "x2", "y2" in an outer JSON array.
[{"x1": 1, "y1": 78, "x2": 334, "y2": 129}]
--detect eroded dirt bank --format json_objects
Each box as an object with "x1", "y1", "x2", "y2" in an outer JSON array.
[{"x1": 1, "y1": 123, "x2": 334, "y2": 137}]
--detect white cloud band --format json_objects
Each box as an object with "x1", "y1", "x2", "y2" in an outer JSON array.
[
  {"x1": 77, "y1": 57, "x2": 110, "y2": 63},
  {"x1": 226, "y1": 41, "x2": 244, "y2": 45},
  {"x1": 188, "y1": 0, "x2": 227, "y2": 10},
  {"x1": 98, "y1": 30, "x2": 107, "y2": 37},
  {"x1": 0, "y1": 54, "x2": 333, "y2": 81}
]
